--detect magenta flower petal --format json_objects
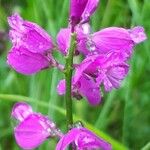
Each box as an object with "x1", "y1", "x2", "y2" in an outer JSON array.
[
  {"x1": 56, "y1": 128, "x2": 81, "y2": 150},
  {"x1": 74, "y1": 52, "x2": 129, "y2": 93},
  {"x1": 7, "y1": 47, "x2": 50, "y2": 75},
  {"x1": 11, "y1": 102, "x2": 33, "y2": 122},
  {"x1": 74, "y1": 59, "x2": 92, "y2": 84},
  {"x1": 56, "y1": 127, "x2": 112, "y2": 150},
  {"x1": 70, "y1": 0, "x2": 99, "y2": 26},
  {"x1": 81, "y1": 0, "x2": 100, "y2": 23},
  {"x1": 57, "y1": 79, "x2": 66, "y2": 95},
  {"x1": 129, "y1": 26, "x2": 147, "y2": 44},
  {"x1": 70, "y1": 0, "x2": 87, "y2": 25},
  {"x1": 14, "y1": 114, "x2": 51, "y2": 149},
  {"x1": 96, "y1": 66, "x2": 128, "y2": 92},
  {"x1": 78, "y1": 75, "x2": 101, "y2": 105},
  {"x1": 57, "y1": 28, "x2": 71, "y2": 55},
  {"x1": 8, "y1": 13, "x2": 53, "y2": 54},
  {"x1": 57, "y1": 75, "x2": 101, "y2": 106},
  {"x1": 95, "y1": 55, "x2": 129, "y2": 92},
  {"x1": 99, "y1": 54, "x2": 129, "y2": 91},
  {"x1": 92, "y1": 27, "x2": 134, "y2": 54},
  {"x1": 76, "y1": 128, "x2": 112, "y2": 150}
]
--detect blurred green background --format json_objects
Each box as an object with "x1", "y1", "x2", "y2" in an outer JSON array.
[{"x1": 0, "y1": 0, "x2": 150, "y2": 149}]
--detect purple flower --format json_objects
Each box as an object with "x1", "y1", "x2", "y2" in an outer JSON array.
[
  {"x1": 7, "y1": 13, "x2": 55, "y2": 75},
  {"x1": 56, "y1": 127, "x2": 112, "y2": 150},
  {"x1": 57, "y1": 52, "x2": 129, "y2": 105},
  {"x1": 74, "y1": 52, "x2": 129, "y2": 92},
  {"x1": 57, "y1": 28, "x2": 71, "y2": 55},
  {"x1": 70, "y1": 0, "x2": 99, "y2": 27},
  {"x1": 56, "y1": 25, "x2": 147, "y2": 105},
  {"x1": 57, "y1": 74, "x2": 101, "y2": 105},
  {"x1": 12, "y1": 102, "x2": 63, "y2": 149}
]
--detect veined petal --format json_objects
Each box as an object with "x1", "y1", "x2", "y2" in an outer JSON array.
[
  {"x1": 21, "y1": 21, "x2": 53, "y2": 53},
  {"x1": 105, "y1": 64, "x2": 129, "y2": 91},
  {"x1": 7, "y1": 47, "x2": 50, "y2": 75},
  {"x1": 96, "y1": 63, "x2": 129, "y2": 92},
  {"x1": 57, "y1": 28, "x2": 71, "y2": 55},
  {"x1": 78, "y1": 75, "x2": 101, "y2": 105},
  {"x1": 14, "y1": 114, "x2": 51, "y2": 150},
  {"x1": 81, "y1": 0, "x2": 100, "y2": 23},
  {"x1": 8, "y1": 13, "x2": 53, "y2": 54},
  {"x1": 92, "y1": 27, "x2": 134, "y2": 54}
]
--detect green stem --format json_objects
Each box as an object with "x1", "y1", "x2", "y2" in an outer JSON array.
[{"x1": 65, "y1": 33, "x2": 76, "y2": 129}]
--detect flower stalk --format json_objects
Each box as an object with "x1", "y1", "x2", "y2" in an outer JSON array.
[{"x1": 65, "y1": 33, "x2": 77, "y2": 131}]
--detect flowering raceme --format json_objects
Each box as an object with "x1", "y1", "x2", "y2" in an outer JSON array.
[
  {"x1": 56, "y1": 2, "x2": 147, "y2": 105},
  {"x1": 7, "y1": 0, "x2": 147, "y2": 149},
  {"x1": 7, "y1": 2, "x2": 147, "y2": 105}
]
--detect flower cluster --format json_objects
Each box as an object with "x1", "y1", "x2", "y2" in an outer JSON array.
[
  {"x1": 57, "y1": 8, "x2": 147, "y2": 105},
  {"x1": 12, "y1": 102, "x2": 112, "y2": 150},
  {"x1": 7, "y1": 0, "x2": 147, "y2": 149}
]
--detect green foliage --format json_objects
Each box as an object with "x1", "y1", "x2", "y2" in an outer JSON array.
[{"x1": 0, "y1": 0, "x2": 149, "y2": 149}]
